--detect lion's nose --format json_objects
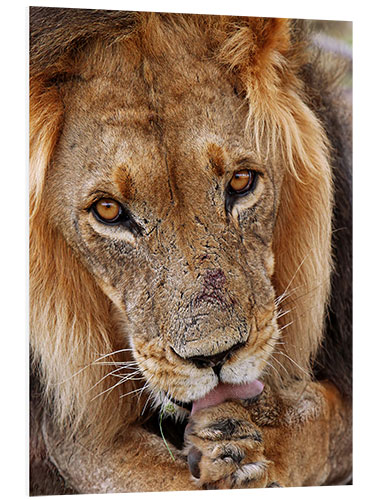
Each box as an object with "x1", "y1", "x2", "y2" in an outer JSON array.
[{"x1": 187, "y1": 341, "x2": 245, "y2": 375}]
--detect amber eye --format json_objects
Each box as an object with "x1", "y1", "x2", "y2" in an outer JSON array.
[
  {"x1": 93, "y1": 198, "x2": 122, "y2": 223},
  {"x1": 229, "y1": 169, "x2": 254, "y2": 194}
]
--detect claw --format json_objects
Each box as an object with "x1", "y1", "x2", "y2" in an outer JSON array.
[
  {"x1": 267, "y1": 481, "x2": 282, "y2": 487},
  {"x1": 187, "y1": 447, "x2": 202, "y2": 479}
]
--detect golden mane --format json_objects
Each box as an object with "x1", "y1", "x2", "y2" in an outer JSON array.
[{"x1": 30, "y1": 10, "x2": 332, "y2": 446}]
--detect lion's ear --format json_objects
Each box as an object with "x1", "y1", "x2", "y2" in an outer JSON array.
[
  {"x1": 216, "y1": 17, "x2": 291, "y2": 86},
  {"x1": 214, "y1": 18, "x2": 303, "y2": 164}
]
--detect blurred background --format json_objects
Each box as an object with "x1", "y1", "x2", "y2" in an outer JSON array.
[{"x1": 309, "y1": 20, "x2": 352, "y2": 94}]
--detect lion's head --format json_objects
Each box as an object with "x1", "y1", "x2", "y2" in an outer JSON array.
[{"x1": 30, "y1": 10, "x2": 332, "y2": 445}]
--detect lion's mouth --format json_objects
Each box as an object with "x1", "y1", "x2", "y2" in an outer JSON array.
[
  {"x1": 168, "y1": 396, "x2": 193, "y2": 411},
  {"x1": 191, "y1": 380, "x2": 264, "y2": 414},
  {"x1": 167, "y1": 380, "x2": 264, "y2": 413}
]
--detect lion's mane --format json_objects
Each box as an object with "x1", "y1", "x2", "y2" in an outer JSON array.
[{"x1": 29, "y1": 8, "x2": 351, "y2": 458}]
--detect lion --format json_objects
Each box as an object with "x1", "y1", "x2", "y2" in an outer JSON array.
[{"x1": 29, "y1": 8, "x2": 352, "y2": 494}]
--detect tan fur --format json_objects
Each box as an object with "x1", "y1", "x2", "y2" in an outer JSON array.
[{"x1": 30, "y1": 11, "x2": 349, "y2": 492}]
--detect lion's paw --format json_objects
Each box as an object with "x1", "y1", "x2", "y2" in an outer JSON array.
[{"x1": 184, "y1": 402, "x2": 279, "y2": 489}]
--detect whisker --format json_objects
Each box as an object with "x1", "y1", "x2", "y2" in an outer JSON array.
[
  {"x1": 266, "y1": 352, "x2": 290, "y2": 377},
  {"x1": 273, "y1": 350, "x2": 310, "y2": 377},
  {"x1": 278, "y1": 320, "x2": 294, "y2": 332},
  {"x1": 261, "y1": 357, "x2": 283, "y2": 383},
  {"x1": 289, "y1": 279, "x2": 330, "y2": 307},
  {"x1": 93, "y1": 361, "x2": 138, "y2": 367},
  {"x1": 60, "y1": 348, "x2": 136, "y2": 386},
  {"x1": 119, "y1": 371, "x2": 144, "y2": 384},
  {"x1": 91, "y1": 377, "x2": 131, "y2": 401},
  {"x1": 141, "y1": 389, "x2": 155, "y2": 416},
  {"x1": 119, "y1": 386, "x2": 149, "y2": 399},
  {"x1": 282, "y1": 253, "x2": 311, "y2": 299},
  {"x1": 92, "y1": 348, "x2": 134, "y2": 363},
  {"x1": 136, "y1": 382, "x2": 151, "y2": 405},
  {"x1": 275, "y1": 284, "x2": 305, "y2": 306},
  {"x1": 87, "y1": 365, "x2": 132, "y2": 393},
  {"x1": 111, "y1": 373, "x2": 142, "y2": 380},
  {"x1": 271, "y1": 340, "x2": 286, "y2": 346},
  {"x1": 276, "y1": 308, "x2": 293, "y2": 320}
]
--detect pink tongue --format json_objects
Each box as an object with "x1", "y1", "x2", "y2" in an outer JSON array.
[{"x1": 191, "y1": 380, "x2": 264, "y2": 415}]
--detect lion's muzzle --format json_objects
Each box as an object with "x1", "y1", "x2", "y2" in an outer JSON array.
[{"x1": 172, "y1": 340, "x2": 246, "y2": 375}]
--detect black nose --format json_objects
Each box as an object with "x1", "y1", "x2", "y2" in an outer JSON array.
[{"x1": 187, "y1": 342, "x2": 245, "y2": 375}]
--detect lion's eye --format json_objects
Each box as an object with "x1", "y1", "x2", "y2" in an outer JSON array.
[
  {"x1": 90, "y1": 198, "x2": 143, "y2": 235},
  {"x1": 93, "y1": 198, "x2": 122, "y2": 223},
  {"x1": 229, "y1": 169, "x2": 254, "y2": 194}
]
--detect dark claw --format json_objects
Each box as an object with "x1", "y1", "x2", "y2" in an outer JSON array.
[
  {"x1": 187, "y1": 447, "x2": 202, "y2": 479},
  {"x1": 203, "y1": 482, "x2": 218, "y2": 490},
  {"x1": 267, "y1": 481, "x2": 282, "y2": 487},
  {"x1": 218, "y1": 447, "x2": 244, "y2": 464}
]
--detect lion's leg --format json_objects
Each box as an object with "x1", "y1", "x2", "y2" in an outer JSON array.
[
  {"x1": 42, "y1": 415, "x2": 196, "y2": 493},
  {"x1": 185, "y1": 381, "x2": 352, "y2": 488},
  {"x1": 256, "y1": 381, "x2": 352, "y2": 487},
  {"x1": 42, "y1": 381, "x2": 351, "y2": 492}
]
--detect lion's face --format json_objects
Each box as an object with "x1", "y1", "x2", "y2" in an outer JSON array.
[{"x1": 45, "y1": 41, "x2": 283, "y2": 408}]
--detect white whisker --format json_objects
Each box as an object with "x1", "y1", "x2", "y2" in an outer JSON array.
[
  {"x1": 282, "y1": 253, "x2": 311, "y2": 298},
  {"x1": 136, "y1": 382, "x2": 151, "y2": 405},
  {"x1": 276, "y1": 308, "x2": 292, "y2": 320},
  {"x1": 141, "y1": 389, "x2": 155, "y2": 415},
  {"x1": 60, "y1": 348, "x2": 136, "y2": 386},
  {"x1": 273, "y1": 350, "x2": 310, "y2": 377},
  {"x1": 278, "y1": 320, "x2": 294, "y2": 332},
  {"x1": 93, "y1": 361, "x2": 138, "y2": 367},
  {"x1": 119, "y1": 385, "x2": 148, "y2": 399},
  {"x1": 91, "y1": 377, "x2": 130, "y2": 401},
  {"x1": 92, "y1": 348, "x2": 134, "y2": 363},
  {"x1": 87, "y1": 365, "x2": 131, "y2": 393},
  {"x1": 267, "y1": 352, "x2": 290, "y2": 377},
  {"x1": 261, "y1": 357, "x2": 283, "y2": 383},
  {"x1": 111, "y1": 374, "x2": 143, "y2": 380},
  {"x1": 275, "y1": 284, "x2": 304, "y2": 307}
]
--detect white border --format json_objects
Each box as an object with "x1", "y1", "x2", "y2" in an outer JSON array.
[
  {"x1": 2, "y1": 1, "x2": 373, "y2": 499},
  {"x1": 25, "y1": 0, "x2": 355, "y2": 19}
]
